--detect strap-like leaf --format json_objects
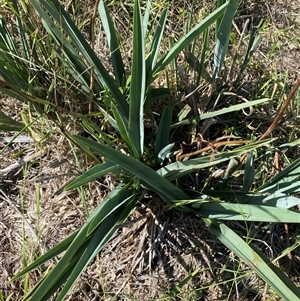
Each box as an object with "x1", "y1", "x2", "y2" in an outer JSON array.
[
  {"x1": 129, "y1": 0, "x2": 146, "y2": 159},
  {"x1": 171, "y1": 98, "x2": 268, "y2": 128},
  {"x1": 242, "y1": 151, "x2": 255, "y2": 192},
  {"x1": 157, "y1": 140, "x2": 272, "y2": 180},
  {"x1": 0, "y1": 111, "x2": 25, "y2": 131},
  {"x1": 65, "y1": 162, "x2": 119, "y2": 190},
  {"x1": 99, "y1": 0, "x2": 126, "y2": 87},
  {"x1": 31, "y1": 0, "x2": 129, "y2": 117},
  {"x1": 155, "y1": 106, "x2": 172, "y2": 160},
  {"x1": 192, "y1": 201, "x2": 300, "y2": 222},
  {"x1": 214, "y1": 0, "x2": 239, "y2": 77},
  {"x1": 145, "y1": 6, "x2": 168, "y2": 82},
  {"x1": 153, "y1": 2, "x2": 229, "y2": 77},
  {"x1": 72, "y1": 135, "x2": 189, "y2": 202},
  {"x1": 205, "y1": 219, "x2": 300, "y2": 300}
]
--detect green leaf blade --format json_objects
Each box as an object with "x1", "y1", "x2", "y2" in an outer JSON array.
[
  {"x1": 72, "y1": 135, "x2": 188, "y2": 202},
  {"x1": 64, "y1": 162, "x2": 119, "y2": 190},
  {"x1": 128, "y1": 0, "x2": 146, "y2": 159},
  {"x1": 99, "y1": 0, "x2": 126, "y2": 87},
  {"x1": 214, "y1": 0, "x2": 239, "y2": 76},
  {"x1": 205, "y1": 220, "x2": 300, "y2": 300},
  {"x1": 153, "y1": 2, "x2": 229, "y2": 77}
]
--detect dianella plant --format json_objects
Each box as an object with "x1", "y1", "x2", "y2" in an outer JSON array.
[{"x1": 1, "y1": 0, "x2": 299, "y2": 300}]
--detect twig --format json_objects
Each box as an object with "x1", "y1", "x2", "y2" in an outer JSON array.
[
  {"x1": 0, "y1": 148, "x2": 48, "y2": 175},
  {"x1": 176, "y1": 139, "x2": 251, "y2": 161},
  {"x1": 259, "y1": 78, "x2": 300, "y2": 141},
  {"x1": 239, "y1": 78, "x2": 300, "y2": 163}
]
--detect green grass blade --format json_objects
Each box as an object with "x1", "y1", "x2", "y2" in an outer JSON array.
[
  {"x1": 19, "y1": 230, "x2": 90, "y2": 300},
  {"x1": 64, "y1": 162, "x2": 119, "y2": 190},
  {"x1": 0, "y1": 111, "x2": 25, "y2": 131},
  {"x1": 157, "y1": 140, "x2": 272, "y2": 180},
  {"x1": 142, "y1": 0, "x2": 151, "y2": 36},
  {"x1": 11, "y1": 231, "x2": 79, "y2": 281},
  {"x1": 205, "y1": 187, "x2": 300, "y2": 209},
  {"x1": 146, "y1": 7, "x2": 168, "y2": 81},
  {"x1": 258, "y1": 157, "x2": 300, "y2": 191},
  {"x1": 192, "y1": 201, "x2": 300, "y2": 222},
  {"x1": 11, "y1": 0, "x2": 30, "y2": 61},
  {"x1": 86, "y1": 190, "x2": 134, "y2": 236},
  {"x1": 54, "y1": 194, "x2": 137, "y2": 301},
  {"x1": 72, "y1": 135, "x2": 189, "y2": 202},
  {"x1": 258, "y1": 192, "x2": 300, "y2": 209},
  {"x1": 186, "y1": 51, "x2": 212, "y2": 83},
  {"x1": 0, "y1": 17, "x2": 29, "y2": 90},
  {"x1": 14, "y1": 186, "x2": 127, "y2": 279},
  {"x1": 22, "y1": 254, "x2": 83, "y2": 301},
  {"x1": 153, "y1": 2, "x2": 229, "y2": 77},
  {"x1": 31, "y1": 0, "x2": 129, "y2": 116},
  {"x1": 155, "y1": 106, "x2": 172, "y2": 160},
  {"x1": 214, "y1": 0, "x2": 239, "y2": 77},
  {"x1": 157, "y1": 143, "x2": 175, "y2": 165},
  {"x1": 215, "y1": 0, "x2": 226, "y2": 35},
  {"x1": 28, "y1": 0, "x2": 95, "y2": 91},
  {"x1": 110, "y1": 102, "x2": 133, "y2": 153},
  {"x1": 18, "y1": 187, "x2": 136, "y2": 301},
  {"x1": 171, "y1": 98, "x2": 268, "y2": 128},
  {"x1": 205, "y1": 220, "x2": 300, "y2": 300},
  {"x1": 237, "y1": 26, "x2": 262, "y2": 82},
  {"x1": 185, "y1": 26, "x2": 211, "y2": 84},
  {"x1": 129, "y1": 0, "x2": 146, "y2": 158},
  {"x1": 242, "y1": 152, "x2": 255, "y2": 192},
  {"x1": 99, "y1": 0, "x2": 126, "y2": 87},
  {"x1": 259, "y1": 181, "x2": 300, "y2": 197},
  {"x1": 167, "y1": 269, "x2": 199, "y2": 298}
]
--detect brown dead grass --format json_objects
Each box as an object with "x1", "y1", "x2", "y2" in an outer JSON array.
[{"x1": 1, "y1": 1, "x2": 300, "y2": 300}]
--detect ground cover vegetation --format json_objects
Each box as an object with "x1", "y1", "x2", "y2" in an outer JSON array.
[{"x1": 0, "y1": 0, "x2": 300, "y2": 300}]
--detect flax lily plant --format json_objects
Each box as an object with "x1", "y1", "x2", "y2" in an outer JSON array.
[{"x1": 1, "y1": 0, "x2": 299, "y2": 300}]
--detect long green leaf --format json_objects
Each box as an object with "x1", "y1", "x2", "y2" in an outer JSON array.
[
  {"x1": 205, "y1": 219, "x2": 300, "y2": 300},
  {"x1": 54, "y1": 194, "x2": 137, "y2": 301},
  {"x1": 31, "y1": 0, "x2": 129, "y2": 116},
  {"x1": 171, "y1": 98, "x2": 268, "y2": 128},
  {"x1": 72, "y1": 135, "x2": 189, "y2": 202},
  {"x1": 237, "y1": 26, "x2": 262, "y2": 82},
  {"x1": 242, "y1": 152, "x2": 255, "y2": 192},
  {"x1": 129, "y1": 0, "x2": 146, "y2": 159},
  {"x1": 11, "y1": 231, "x2": 79, "y2": 281},
  {"x1": 145, "y1": 6, "x2": 168, "y2": 82},
  {"x1": 64, "y1": 162, "x2": 119, "y2": 190},
  {"x1": 214, "y1": 0, "x2": 239, "y2": 77},
  {"x1": 22, "y1": 254, "x2": 83, "y2": 301},
  {"x1": 19, "y1": 187, "x2": 137, "y2": 301},
  {"x1": 153, "y1": 2, "x2": 229, "y2": 77},
  {"x1": 28, "y1": 0, "x2": 95, "y2": 92},
  {"x1": 186, "y1": 48, "x2": 212, "y2": 83},
  {"x1": 191, "y1": 201, "x2": 300, "y2": 222},
  {"x1": 155, "y1": 106, "x2": 172, "y2": 160},
  {"x1": 110, "y1": 102, "x2": 132, "y2": 153},
  {"x1": 142, "y1": 0, "x2": 151, "y2": 36},
  {"x1": 13, "y1": 184, "x2": 128, "y2": 279},
  {"x1": 205, "y1": 185, "x2": 300, "y2": 208},
  {"x1": 99, "y1": 0, "x2": 126, "y2": 87},
  {"x1": 258, "y1": 157, "x2": 300, "y2": 191},
  {"x1": 0, "y1": 17, "x2": 29, "y2": 90},
  {"x1": 157, "y1": 140, "x2": 272, "y2": 180},
  {"x1": 0, "y1": 111, "x2": 25, "y2": 131},
  {"x1": 259, "y1": 181, "x2": 300, "y2": 197}
]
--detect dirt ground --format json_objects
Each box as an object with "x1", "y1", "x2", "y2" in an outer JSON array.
[{"x1": 1, "y1": 1, "x2": 300, "y2": 300}]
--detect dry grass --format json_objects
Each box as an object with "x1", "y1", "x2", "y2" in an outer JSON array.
[{"x1": 1, "y1": 0, "x2": 300, "y2": 300}]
